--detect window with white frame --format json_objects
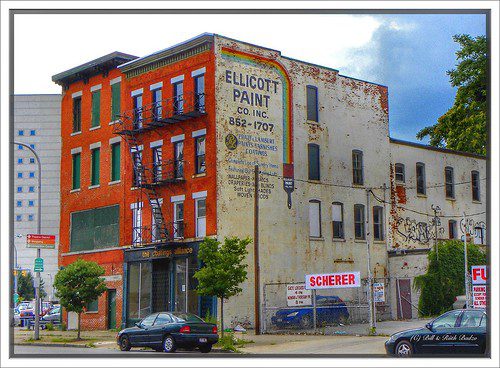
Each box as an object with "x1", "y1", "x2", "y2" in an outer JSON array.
[
  {"x1": 395, "y1": 163, "x2": 405, "y2": 183},
  {"x1": 131, "y1": 203, "x2": 143, "y2": 245},
  {"x1": 373, "y1": 206, "x2": 384, "y2": 241},
  {"x1": 309, "y1": 200, "x2": 322, "y2": 238},
  {"x1": 195, "y1": 198, "x2": 206, "y2": 238},
  {"x1": 354, "y1": 204, "x2": 365, "y2": 240},
  {"x1": 173, "y1": 201, "x2": 184, "y2": 239},
  {"x1": 151, "y1": 200, "x2": 162, "y2": 242}
]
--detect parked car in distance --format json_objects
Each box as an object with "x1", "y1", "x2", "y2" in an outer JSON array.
[
  {"x1": 41, "y1": 305, "x2": 61, "y2": 323},
  {"x1": 385, "y1": 309, "x2": 487, "y2": 356},
  {"x1": 271, "y1": 295, "x2": 349, "y2": 329},
  {"x1": 117, "y1": 312, "x2": 218, "y2": 353},
  {"x1": 453, "y1": 295, "x2": 467, "y2": 309}
]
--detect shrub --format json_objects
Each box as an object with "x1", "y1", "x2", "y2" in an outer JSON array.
[{"x1": 45, "y1": 323, "x2": 54, "y2": 331}]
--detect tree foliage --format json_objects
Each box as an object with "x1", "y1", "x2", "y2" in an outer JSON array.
[
  {"x1": 417, "y1": 34, "x2": 487, "y2": 155},
  {"x1": 17, "y1": 271, "x2": 46, "y2": 301},
  {"x1": 413, "y1": 240, "x2": 486, "y2": 316},
  {"x1": 194, "y1": 237, "x2": 250, "y2": 335},
  {"x1": 53, "y1": 259, "x2": 107, "y2": 339}
]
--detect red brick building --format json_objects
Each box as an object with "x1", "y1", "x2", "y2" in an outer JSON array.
[{"x1": 53, "y1": 36, "x2": 218, "y2": 330}]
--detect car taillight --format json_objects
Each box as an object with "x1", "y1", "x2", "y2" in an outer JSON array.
[
  {"x1": 180, "y1": 326, "x2": 191, "y2": 334},
  {"x1": 454, "y1": 297, "x2": 458, "y2": 301},
  {"x1": 212, "y1": 326, "x2": 218, "y2": 334}
]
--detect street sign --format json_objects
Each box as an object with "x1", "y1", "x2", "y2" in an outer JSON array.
[
  {"x1": 373, "y1": 283, "x2": 385, "y2": 303},
  {"x1": 286, "y1": 283, "x2": 312, "y2": 306},
  {"x1": 472, "y1": 285, "x2": 487, "y2": 308},
  {"x1": 305, "y1": 272, "x2": 361, "y2": 290},
  {"x1": 471, "y1": 265, "x2": 487, "y2": 285},
  {"x1": 34, "y1": 258, "x2": 44, "y2": 272},
  {"x1": 26, "y1": 234, "x2": 56, "y2": 249}
]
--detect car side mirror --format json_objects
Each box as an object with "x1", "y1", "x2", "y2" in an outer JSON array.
[
  {"x1": 135, "y1": 322, "x2": 142, "y2": 328},
  {"x1": 425, "y1": 323, "x2": 433, "y2": 331}
]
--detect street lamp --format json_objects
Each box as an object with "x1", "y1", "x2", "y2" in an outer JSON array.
[{"x1": 13, "y1": 141, "x2": 42, "y2": 340}]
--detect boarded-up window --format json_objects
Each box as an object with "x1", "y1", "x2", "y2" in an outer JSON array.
[
  {"x1": 306, "y1": 85, "x2": 318, "y2": 122},
  {"x1": 445, "y1": 166, "x2": 455, "y2": 199},
  {"x1": 70, "y1": 205, "x2": 119, "y2": 252},
  {"x1": 111, "y1": 82, "x2": 121, "y2": 121},
  {"x1": 90, "y1": 147, "x2": 100, "y2": 186},
  {"x1": 111, "y1": 142, "x2": 121, "y2": 182},
  {"x1": 471, "y1": 170, "x2": 480, "y2": 201},
  {"x1": 308, "y1": 143, "x2": 320, "y2": 180},
  {"x1": 72, "y1": 153, "x2": 81, "y2": 190},
  {"x1": 416, "y1": 162, "x2": 426, "y2": 195},
  {"x1": 73, "y1": 96, "x2": 81, "y2": 132},
  {"x1": 332, "y1": 202, "x2": 344, "y2": 239},
  {"x1": 91, "y1": 90, "x2": 101, "y2": 127},
  {"x1": 309, "y1": 200, "x2": 321, "y2": 238}
]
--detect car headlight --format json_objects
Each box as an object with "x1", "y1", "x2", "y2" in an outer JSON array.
[{"x1": 286, "y1": 312, "x2": 299, "y2": 317}]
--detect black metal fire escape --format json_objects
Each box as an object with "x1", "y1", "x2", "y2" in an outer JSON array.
[{"x1": 113, "y1": 92, "x2": 206, "y2": 247}]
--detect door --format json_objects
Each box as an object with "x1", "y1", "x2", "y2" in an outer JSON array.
[
  {"x1": 149, "y1": 313, "x2": 173, "y2": 344},
  {"x1": 131, "y1": 313, "x2": 157, "y2": 345},
  {"x1": 174, "y1": 259, "x2": 188, "y2": 312},
  {"x1": 107, "y1": 289, "x2": 116, "y2": 330},
  {"x1": 396, "y1": 279, "x2": 412, "y2": 320}
]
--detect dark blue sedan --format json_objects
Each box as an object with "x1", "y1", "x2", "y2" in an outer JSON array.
[
  {"x1": 271, "y1": 296, "x2": 349, "y2": 328},
  {"x1": 117, "y1": 312, "x2": 218, "y2": 353},
  {"x1": 385, "y1": 309, "x2": 487, "y2": 356}
]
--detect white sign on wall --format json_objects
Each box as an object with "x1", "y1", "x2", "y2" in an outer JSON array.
[
  {"x1": 305, "y1": 272, "x2": 361, "y2": 290},
  {"x1": 373, "y1": 283, "x2": 385, "y2": 303},
  {"x1": 471, "y1": 265, "x2": 487, "y2": 285},
  {"x1": 286, "y1": 283, "x2": 312, "y2": 306},
  {"x1": 472, "y1": 285, "x2": 486, "y2": 309}
]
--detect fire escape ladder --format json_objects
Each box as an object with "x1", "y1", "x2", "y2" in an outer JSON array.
[{"x1": 146, "y1": 186, "x2": 170, "y2": 243}]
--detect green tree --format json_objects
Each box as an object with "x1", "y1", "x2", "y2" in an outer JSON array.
[
  {"x1": 53, "y1": 259, "x2": 107, "y2": 339},
  {"x1": 417, "y1": 34, "x2": 487, "y2": 155},
  {"x1": 414, "y1": 240, "x2": 486, "y2": 316},
  {"x1": 17, "y1": 271, "x2": 46, "y2": 302},
  {"x1": 194, "y1": 237, "x2": 250, "y2": 336}
]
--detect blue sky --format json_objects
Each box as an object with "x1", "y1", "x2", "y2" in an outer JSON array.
[
  {"x1": 14, "y1": 13, "x2": 487, "y2": 144},
  {"x1": 341, "y1": 14, "x2": 487, "y2": 143}
]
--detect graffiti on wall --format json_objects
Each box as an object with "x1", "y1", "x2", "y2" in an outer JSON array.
[
  {"x1": 396, "y1": 216, "x2": 445, "y2": 244},
  {"x1": 460, "y1": 218, "x2": 487, "y2": 244}
]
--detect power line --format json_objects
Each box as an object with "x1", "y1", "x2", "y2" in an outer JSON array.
[
  {"x1": 369, "y1": 190, "x2": 486, "y2": 219},
  {"x1": 258, "y1": 170, "x2": 487, "y2": 193}
]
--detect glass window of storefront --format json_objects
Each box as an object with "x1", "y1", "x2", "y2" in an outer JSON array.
[{"x1": 127, "y1": 262, "x2": 152, "y2": 321}]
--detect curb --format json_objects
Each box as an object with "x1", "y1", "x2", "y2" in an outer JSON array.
[{"x1": 15, "y1": 343, "x2": 91, "y2": 348}]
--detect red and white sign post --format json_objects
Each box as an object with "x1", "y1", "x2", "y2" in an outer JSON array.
[{"x1": 471, "y1": 265, "x2": 487, "y2": 309}]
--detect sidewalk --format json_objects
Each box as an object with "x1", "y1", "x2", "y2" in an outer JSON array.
[{"x1": 14, "y1": 327, "x2": 117, "y2": 348}]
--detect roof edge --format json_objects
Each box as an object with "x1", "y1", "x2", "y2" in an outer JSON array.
[{"x1": 390, "y1": 138, "x2": 486, "y2": 160}]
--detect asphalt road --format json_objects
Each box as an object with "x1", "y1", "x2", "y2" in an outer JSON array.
[{"x1": 13, "y1": 345, "x2": 232, "y2": 357}]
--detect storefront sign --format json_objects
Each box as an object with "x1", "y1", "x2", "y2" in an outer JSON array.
[
  {"x1": 471, "y1": 265, "x2": 487, "y2": 285},
  {"x1": 286, "y1": 283, "x2": 312, "y2": 306},
  {"x1": 305, "y1": 272, "x2": 361, "y2": 290},
  {"x1": 26, "y1": 234, "x2": 56, "y2": 249},
  {"x1": 472, "y1": 285, "x2": 486, "y2": 308},
  {"x1": 124, "y1": 243, "x2": 198, "y2": 262},
  {"x1": 373, "y1": 283, "x2": 385, "y2": 303}
]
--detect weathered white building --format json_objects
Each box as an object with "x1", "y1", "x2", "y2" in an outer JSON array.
[
  {"x1": 211, "y1": 35, "x2": 486, "y2": 327},
  {"x1": 14, "y1": 94, "x2": 62, "y2": 301}
]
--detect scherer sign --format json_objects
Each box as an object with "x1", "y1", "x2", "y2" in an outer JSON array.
[{"x1": 305, "y1": 272, "x2": 361, "y2": 290}]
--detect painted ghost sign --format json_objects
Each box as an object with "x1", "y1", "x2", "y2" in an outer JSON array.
[{"x1": 220, "y1": 47, "x2": 295, "y2": 208}]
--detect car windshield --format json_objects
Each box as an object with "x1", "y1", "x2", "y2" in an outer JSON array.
[{"x1": 171, "y1": 313, "x2": 204, "y2": 323}]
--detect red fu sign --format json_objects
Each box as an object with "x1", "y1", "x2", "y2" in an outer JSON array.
[
  {"x1": 471, "y1": 266, "x2": 487, "y2": 285},
  {"x1": 305, "y1": 272, "x2": 361, "y2": 290}
]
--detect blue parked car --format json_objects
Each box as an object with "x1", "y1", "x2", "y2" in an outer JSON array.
[{"x1": 271, "y1": 295, "x2": 349, "y2": 328}]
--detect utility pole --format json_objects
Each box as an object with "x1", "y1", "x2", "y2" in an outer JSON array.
[
  {"x1": 431, "y1": 205, "x2": 441, "y2": 260},
  {"x1": 253, "y1": 165, "x2": 261, "y2": 335},
  {"x1": 366, "y1": 189, "x2": 375, "y2": 333},
  {"x1": 14, "y1": 141, "x2": 42, "y2": 340},
  {"x1": 463, "y1": 212, "x2": 470, "y2": 309}
]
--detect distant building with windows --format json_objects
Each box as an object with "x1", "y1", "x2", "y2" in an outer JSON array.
[
  {"x1": 14, "y1": 94, "x2": 62, "y2": 301},
  {"x1": 52, "y1": 33, "x2": 486, "y2": 331}
]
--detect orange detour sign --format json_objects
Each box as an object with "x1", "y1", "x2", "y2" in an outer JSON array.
[{"x1": 26, "y1": 234, "x2": 56, "y2": 249}]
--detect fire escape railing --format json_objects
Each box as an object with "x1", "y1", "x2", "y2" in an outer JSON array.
[{"x1": 132, "y1": 222, "x2": 186, "y2": 247}]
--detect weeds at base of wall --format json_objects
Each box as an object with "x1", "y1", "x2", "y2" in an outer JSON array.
[{"x1": 214, "y1": 333, "x2": 254, "y2": 352}]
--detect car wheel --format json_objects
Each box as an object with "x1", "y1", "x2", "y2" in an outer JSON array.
[
  {"x1": 199, "y1": 344, "x2": 212, "y2": 353},
  {"x1": 119, "y1": 335, "x2": 132, "y2": 351},
  {"x1": 300, "y1": 315, "x2": 313, "y2": 329},
  {"x1": 395, "y1": 340, "x2": 413, "y2": 357},
  {"x1": 162, "y1": 335, "x2": 177, "y2": 353}
]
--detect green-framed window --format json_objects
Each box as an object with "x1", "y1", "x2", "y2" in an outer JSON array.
[
  {"x1": 86, "y1": 299, "x2": 98, "y2": 312},
  {"x1": 111, "y1": 82, "x2": 121, "y2": 121},
  {"x1": 91, "y1": 90, "x2": 101, "y2": 127},
  {"x1": 91, "y1": 147, "x2": 100, "y2": 186},
  {"x1": 111, "y1": 142, "x2": 121, "y2": 181},
  {"x1": 72, "y1": 152, "x2": 81, "y2": 190}
]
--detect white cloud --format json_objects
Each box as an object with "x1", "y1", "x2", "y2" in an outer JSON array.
[{"x1": 14, "y1": 13, "x2": 382, "y2": 93}]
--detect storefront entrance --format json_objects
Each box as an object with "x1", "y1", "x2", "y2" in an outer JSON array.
[{"x1": 123, "y1": 242, "x2": 215, "y2": 327}]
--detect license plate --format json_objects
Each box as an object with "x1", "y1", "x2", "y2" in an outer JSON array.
[{"x1": 199, "y1": 338, "x2": 207, "y2": 343}]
